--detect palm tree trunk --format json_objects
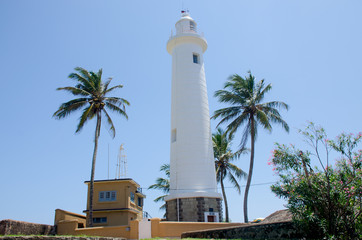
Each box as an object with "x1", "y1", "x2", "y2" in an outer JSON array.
[
  {"x1": 88, "y1": 112, "x2": 101, "y2": 227},
  {"x1": 244, "y1": 117, "x2": 255, "y2": 223},
  {"x1": 220, "y1": 174, "x2": 229, "y2": 222}
]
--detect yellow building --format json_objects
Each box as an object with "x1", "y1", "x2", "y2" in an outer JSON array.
[
  {"x1": 55, "y1": 178, "x2": 244, "y2": 239},
  {"x1": 83, "y1": 178, "x2": 146, "y2": 227}
]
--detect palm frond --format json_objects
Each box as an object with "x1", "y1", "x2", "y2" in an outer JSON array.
[
  {"x1": 56, "y1": 86, "x2": 91, "y2": 96},
  {"x1": 212, "y1": 106, "x2": 243, "y2": 128},
  {"x1": 263, "y1": 101, "x2": 289, "y2": 110},
  {"x1": 153, "y1": 195, "x2": 167, "y2": 203},
  {"x1": 160, "y1": 164, "x2": 170, "y2": 177},
  {"x1": 103, "y1": 109, "x2": 116, "y2": 138},
  {"x1": 255, "y1": 109, "x2": 272, "y2": 131},
  {"x1": 105, "y1": 101, "x2": 128, "y2": 120},
  {"x1": 268, "y1": 112, "x2": 290, "y2": 132},
  {"x1": 90, "y1": 69, "x2": 102, "y2": 91},
  {"x1": 76, "y1": 104, "x2": 94, "y2": 133},
  {"x1": 214, "y1": 89, "x2": 246, "y2": 105},
  {"x1": 69, "y1": 67, "x2": 96, "y2": 92},
  {"x1": 105, "y1": 85, "x2": 124, "y2": 94},
  {"x1": 227, "y1": 171, "x2": 242, "y2": 194},
  {"x1": 226, "y1": 112, "x2": 250, "y2": 140},
  {"x1": 53, "y1": 98, "x2": 89, "y2": 119},
  {"x1": 228, "y1": 162, "x2": 247, "y2": 179},
  {"x1": 105, "y1": 97, "x2": 130, "y2": 107},
  {"x1": 148, "y1": 177, "x2": 170, "y2": 193},
  {"x1": 255, "y1": 82, "x2": 271, "y2": 103},
  {"x1": 102, "y1": 78, "x2": 113, "y2": 93}
]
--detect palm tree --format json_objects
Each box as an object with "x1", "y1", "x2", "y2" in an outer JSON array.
[
  {"x1": 148, "y1": 164, "x2": 170, "y2": 217},
  {"x1": 213, "y1": 128, "x2": 247, "y2": 222},
  {"x1": 212, "y1": 71, "x2": 289, "y2": 223},
  {"x1": 53, "y1": 67, "x2": 129, "y2": 227}
]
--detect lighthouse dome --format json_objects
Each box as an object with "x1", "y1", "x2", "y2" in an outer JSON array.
[{"x1": 175, "y1": 11, "x2": 197, "y2": 34}]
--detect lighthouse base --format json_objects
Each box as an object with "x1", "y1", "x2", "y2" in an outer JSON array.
[{"x1": 165, "y1": 197, "x2": 222, "y2": 222}]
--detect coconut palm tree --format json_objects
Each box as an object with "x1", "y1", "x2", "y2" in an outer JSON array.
[
  {"x1": 213, "y1": 128, "x2": 247, "y2": 222},
  {"x1": 53, "y1": 67, "x2": 129, "y2": 227},
  {"x1": 148, "y1": 164, "x2": 170, "y2": 217},
  {"x1": 212, "y1": 71, "x2": 289, "y2": 223}
]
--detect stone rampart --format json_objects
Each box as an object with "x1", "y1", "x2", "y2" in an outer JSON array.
[
  {"x1": 181, "y1": 221, "x2": 304, "y2": 239},
  {"x1": 0, "y1": 237, "x2": 125, "y2": 240},
  {"x1": 0, "y1": 220, "x2": 55, "y2": 236}
]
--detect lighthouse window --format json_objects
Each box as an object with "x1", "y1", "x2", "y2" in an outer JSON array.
[
  {"x1": 171, "y1": 129, "x2": 177, "y2": 142},
  {"x1": 190, "y1": 21, "x2": 196, "y2": 31},
  {"x1": 193, "y1": 53, "x2": 199, "y2": 64}
]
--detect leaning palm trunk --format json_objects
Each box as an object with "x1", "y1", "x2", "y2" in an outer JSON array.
[
  {"x1": 244, "y1": 118, "x2": 255, "y2": 223},
  {"x1": 88, "y1": 112, "x2": 101, "y2": 227},
  {"x1": 220, "y1": 175, "x2": 229, "y2": 222}
]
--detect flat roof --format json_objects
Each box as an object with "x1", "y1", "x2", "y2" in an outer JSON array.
[{"x1": 84, "y1": 178, "x2": 141, "y2": 187}]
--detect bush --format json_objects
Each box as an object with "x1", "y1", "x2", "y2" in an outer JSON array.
[{"x1": 270, "y1": 123, "x2": 362, "y2": 239}]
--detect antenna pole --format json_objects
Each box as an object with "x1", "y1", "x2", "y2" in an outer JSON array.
[
  {"x1": 108, "y1": 144, "x2": 110, "y2": 179},
  {"x1": 117, "y1": 144, "x2": 127, "y2": 179}
]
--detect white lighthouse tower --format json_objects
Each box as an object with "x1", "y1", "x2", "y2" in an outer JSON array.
[{"x1": 165, "y1": 11, "x2": 222, "y2": 222}]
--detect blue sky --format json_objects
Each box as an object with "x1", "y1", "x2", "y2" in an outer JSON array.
[{"x1": 1, "y1": 0, "x2": 361, "y2": 224}]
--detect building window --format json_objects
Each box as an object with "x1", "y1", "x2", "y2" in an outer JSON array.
[
  {"x1": 171, "y1": 129, "x2": 176, "y2": 143},
  {"x1": 130, "y1": 192, "x2": 135, "y2": 202},
  {"x1": 138, "y1": 197, "x2": 143, "y2": 207},
  {"x1": 93, "y1": 217, "x2": 107, "y2": 223},
  {"x1": 193, "y1": 53, "x2": 199, "y2": 64},
  {"x1": 99, "y1": 191, "x2": 116, "y2": 202},
  {"x1": 190, "y1": 21, "x2": 196, "y2": 32}
]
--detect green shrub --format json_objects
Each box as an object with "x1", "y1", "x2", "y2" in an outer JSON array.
[{"x1": 270, "y1": 123, "x2": 362, "y2": 239}]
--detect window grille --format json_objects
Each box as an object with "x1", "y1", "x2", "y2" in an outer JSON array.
[{"x1": 99, "y1": 191, "x2": 116, "y2": 202}]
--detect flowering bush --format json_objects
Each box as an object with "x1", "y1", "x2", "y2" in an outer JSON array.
[{"x1": 270, "y1": 123, "x2": 362, "y2": 239}]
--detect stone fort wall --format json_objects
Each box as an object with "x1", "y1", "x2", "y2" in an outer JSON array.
[{"x1": 166, "y1": 197, "x2": 222, "y2": 222}]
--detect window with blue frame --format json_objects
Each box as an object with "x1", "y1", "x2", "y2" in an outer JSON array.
[
  {"x1": 99, "y1": 191, "x2": 116, "y2": 202},
  {"x1": 93, "y1": 217, "x2": 107, "y2": 223},
  {"x1": 193, "y1": 53, "x2": 199, "y2": 64},
  {"x1": 130, "y1": 192, "x2": 135, "y2": 202},
  {"x1": 138, "y1": 197, "x2": 143, "y2": 207}
]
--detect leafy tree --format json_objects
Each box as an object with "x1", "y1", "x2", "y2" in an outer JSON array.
[
  {"x1": 148, "y1": 164, "x2": 170, "y2": 217},
  {"x1": 53, "y1": 67, "x2": 129, "y2": 227},
  {"x1": 212, "y1": 71, "x2": 289, "y2": 222},
  {"x1": 270, "y1": 123, "x2": 362, "y2": 239},
  {"x1": 213, "y1": 128, "x2": 247, "y2": 222}
]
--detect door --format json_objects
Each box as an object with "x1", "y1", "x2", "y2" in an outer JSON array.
[
  {"x1": 207, "y1": 215, "x2": 215, "y2": 222},
  {"x1": 138, "y1": 218, "x2": 151, "y2": 239}
]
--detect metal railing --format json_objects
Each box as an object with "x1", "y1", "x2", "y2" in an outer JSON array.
[
  {"x1": 143, "y1": 211, "x2": 152, "y2": 219},
  {"x1": 170, "y1": 27, "x2": 204, "y2": 39}
]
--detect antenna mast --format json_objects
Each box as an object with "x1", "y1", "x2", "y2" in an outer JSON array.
[{"x1": 115, "y1": 144, "x2": 127, "y2": 179}]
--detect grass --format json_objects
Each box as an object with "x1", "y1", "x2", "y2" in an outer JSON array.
[{"x1": 0, "y1": 235, "x2": 101, "y2": 237}]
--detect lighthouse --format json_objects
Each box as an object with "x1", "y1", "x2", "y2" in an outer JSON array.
[{"x1": 165, "y1": 11, "x2": 222, "y2": 222}]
